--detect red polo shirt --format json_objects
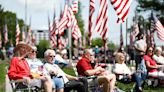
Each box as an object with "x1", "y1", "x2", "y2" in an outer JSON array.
[
  {"x1": 143, "y1": 55, "x2": 158, "y2": 73},
  {"x1": 8, "y1": 57, "x2": 30, "y2": 80},
  {"x1": 76, "y1": 56, "x2": 93, "y2": 76}
]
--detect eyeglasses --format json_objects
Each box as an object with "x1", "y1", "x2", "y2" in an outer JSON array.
[
  {"x1": 31, "y1": 50, "x2": 37, "y2": 53},
  {"x1": 49, "y1": 55, "x2": 55, "y2": 58},
  {"x1": 148, "y1": 50, "x2": 153, "y2": 52}
]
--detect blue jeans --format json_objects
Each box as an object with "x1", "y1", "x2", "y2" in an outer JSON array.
[
  {"x1": 53, "y1": 77, "x2": 64, "y2": 89},
  {"x1": 134, "y1": 72, "x2": 147, "y2": 88}
]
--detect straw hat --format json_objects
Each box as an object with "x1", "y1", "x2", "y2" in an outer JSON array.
[{"x1": 14, "y1": 42, "x2": 33, "y2": 56}]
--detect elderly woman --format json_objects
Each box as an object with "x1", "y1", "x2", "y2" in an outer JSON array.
[
  {"x1": 153, "y1": 47, "x2": 164, "y2": 65},
  {"x1": 113, "y1": 52, "x2": 146, "y2": 92},
  {"x1": 144, "y1": 46, "x2": 164, "y2": 77},
  {"x1": 44, "y1": 49, "x2": 88, "y2": 92},
  {"x1": 8, "y1": 42, "x2": 53, "y2": 92}
]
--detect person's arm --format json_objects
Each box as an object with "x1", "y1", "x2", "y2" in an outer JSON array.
[
  {"x1": 85, "y1": 66, "x2": 105, "y2": 76},
  {"x1": 65, "y1": 74, "x2": 78, "y2": 80},
  {"x1": 145, "y1": 60, "x2": 158, "y2": 69}
]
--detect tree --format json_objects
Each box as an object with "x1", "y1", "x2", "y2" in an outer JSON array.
[
  {"x1": 0, "y1": 4, "x2": 25, "y2": 47},
  {"x1": 137, "y1": 0, "x2": 164, "y2": 24}
]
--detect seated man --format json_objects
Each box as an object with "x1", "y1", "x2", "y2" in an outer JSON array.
[
  {"x1": 76, "y1": 49, "x2": 116, "y2": 92},
  {"x1": 43, "y1": 49, "x2": 88, "y2": 92},
  {"x1": 8, "y1": 42, "x2": 53, "y2": 92}
]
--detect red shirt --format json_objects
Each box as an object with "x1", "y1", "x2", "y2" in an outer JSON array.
[
  {"x1": 143, "y1": 55, "x2": 158, "y2": 73},
  {"x1": 76, "y1": 56, "x2": 93, "y2": 76},
  {"x1": 8, "y1": 57, "x2": 30, "y2": 80}
]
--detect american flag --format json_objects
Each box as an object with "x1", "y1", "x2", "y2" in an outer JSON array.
[
  {"x1": 130, "y1": 22, "x2": 139, "y2": 45},
  {"x1": 71, "y1": 0, "x2": 78, "y2": 13},
  {"x1": 26, "y1": 17, "x2": 32, "y2": 44},
  {"x1": 58, "y1": 4, "x2": 69, "y2": 35},
  {"x1": 48, "y1": 13, "x2": 57, "y2": 48},
  {"x1": 151, "y1": 12, "x2": 164, "y2": 41},
  {"x1": 95, "y1": 0, "x2": 109, "y2": 43},
  {"x1": 16, "y1": 19, "x2": 20, "y2": 45},
  {"x1": 58, "y1": 3, "x2": 81, "y2": 40},
  {"x1": 88, "y1": 0, "x2": 95, "y2": 45},
  {"x1": 3, "y1": 23, "x2": 8, "y2": 44},
  {"x1": 22, "y1": 27, "x2": 26, "y2": 42},
  {"x1": 110, "y1": 0, "x2": 132, "y2": 23}
]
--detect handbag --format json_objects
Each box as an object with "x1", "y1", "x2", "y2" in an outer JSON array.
[{"x1": 120, "y1": 74, "x2": 131, "y2": 84}]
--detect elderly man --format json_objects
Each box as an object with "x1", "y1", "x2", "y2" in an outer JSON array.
[
  {"x1": 43, "y1": 49, "x2": 88, "y2": 92},
  {"x1": 76, "y1": 49, "x2": 117, "y2": 92}
]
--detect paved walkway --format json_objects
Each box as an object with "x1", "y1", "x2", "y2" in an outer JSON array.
[{"x1": 5, "y1": 75, "x2": 13, "y2": 92}]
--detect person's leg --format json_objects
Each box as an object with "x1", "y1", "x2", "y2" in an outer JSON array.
[
  {"x1": 64, "y1": 80, "x2": 84, "y2": 92},
  {"x1": 43, "y1": 77, "x2": 53, "y2": 92},
  {"x1": 78, "y1": 77, "x2": 88, "y2": 92},
  {"x1": 53, "y1": 77, "x2": 64, "y2": 92},
  {"x1": 98, "y1": 76, "x2": 110, "y2": 92},
  {"x1": 107, "y1": 74, "x2": 116, "y2": 92}
]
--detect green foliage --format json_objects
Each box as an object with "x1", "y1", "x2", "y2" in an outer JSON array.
[
  {"x1": 137, "y1": 0, "x2": 164, "y2": 24},
  {"x1": 107, "y1": 42, "x2": 116, "y2": 50},
  {"x1": 0, "y1": 5, "x2": 25, "y2": 47},
  {"x1": 91, "y1": 38, "x2": 104, "y2": 47},
  {"x1": 37, "y1": 40, "x2": 50, "y2": 58}
]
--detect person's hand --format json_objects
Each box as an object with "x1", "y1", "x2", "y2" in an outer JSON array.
[
  {"x1": 39, "y1": 76, "x2": 48, "y2": 81},
  {"x1": 23, "y1": 77, "x2": 31, "y2": 84},
  {"x1": 49, "y1": 70, "x2": 58, "y2": 76}
]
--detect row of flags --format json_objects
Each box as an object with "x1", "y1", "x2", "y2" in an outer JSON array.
[
  {"x1": 1, "y1": 18, "x2": 35, "y2": 47},
  {"x1": 49, "y1": 0, "x2": 81, "y2": 48}
]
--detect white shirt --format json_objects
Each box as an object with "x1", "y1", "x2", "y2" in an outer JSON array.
[
  {"x1": 44, "y1": 63, "x2": 69, "y2": 83},
  {"x1": 114, "y1": 63, "x2": 132, "y2": 79},
  {"x1": 134, "y1": 39, "x2": 147, "y2": 55},
  {"x1": 26, "y1": 58, "x2": 47, "y2": 75},
  {"x1": 153, "y1": 55, "x2": 164, "y2": 64}
]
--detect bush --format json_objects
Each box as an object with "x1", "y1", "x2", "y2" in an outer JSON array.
[{"x1": 37, "y1": 40, "x2": 50, "y2": 58}]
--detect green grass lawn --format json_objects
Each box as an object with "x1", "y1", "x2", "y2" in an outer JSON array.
[{"x1": 0, "y1": 59, "x2": 9, "y2": 92}]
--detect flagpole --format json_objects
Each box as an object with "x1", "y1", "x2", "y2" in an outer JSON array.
[{"x1": 126, "y1": 18, "x2": 128, "y2": 65}]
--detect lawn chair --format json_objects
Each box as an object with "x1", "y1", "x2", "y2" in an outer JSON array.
[{"x1": 6, "y1": 66, "x2": 42, "y2": 92}]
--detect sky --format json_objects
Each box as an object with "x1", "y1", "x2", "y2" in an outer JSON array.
[{"x1": 0, "y1": 0, "x2": 163, "y2": 46}]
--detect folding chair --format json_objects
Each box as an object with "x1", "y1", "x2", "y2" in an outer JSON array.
[{"x1": 6, "y1": 66, "x2": 41, "y2": 92}]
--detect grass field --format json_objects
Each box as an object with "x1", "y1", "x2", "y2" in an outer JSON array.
[{"x1": 0, "y1": 59, "x2": 9, "y2": 92}]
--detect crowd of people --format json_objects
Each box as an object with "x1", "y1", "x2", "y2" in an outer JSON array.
[{"x1": 4, "y1": 33, "x2": 164, "y2": 92}]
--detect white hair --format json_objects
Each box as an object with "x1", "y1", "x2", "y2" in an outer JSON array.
[
  {"x1": 155, "y1": 47, "x2": 162, "y2": 52},
  {"x1": 44, "y1": 49, "x2": 56, "y2": 57}
]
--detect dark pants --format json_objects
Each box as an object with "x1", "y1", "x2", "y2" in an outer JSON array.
[
  {"x1": 64, "y1": 77, "x2": 88, "y2": 92},
  {"x1": 135, "y1": 55, "x2": 143, "y2": 70}
]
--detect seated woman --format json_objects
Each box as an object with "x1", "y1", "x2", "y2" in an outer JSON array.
[
  {"x1": 144, "y1": 46, "x2": 164, "y2": 78},
  {"x1": 8, "y1": 42, "x2": 53, "y2": 92},
  {"x1": 113, "y1": 52, "x2": 146, "y2": 92},
  {"x1": 44, "y1": 49, "x2": 88, "y2": 92}
]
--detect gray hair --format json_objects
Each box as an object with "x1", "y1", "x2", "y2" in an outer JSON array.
[{"x1": 44, "y1": 49, "x2": 56, "y2": 57}]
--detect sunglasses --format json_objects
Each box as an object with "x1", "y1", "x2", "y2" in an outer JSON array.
[
  {"x1": 31, "y1": 50, "x2": 37, "y2": 53},
  {"x1": 148, "y1": 50, "x2": 153, "y2": 52},
  {"x1": 49, "y1": 55, "x2": 55, "y2": 58}
]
